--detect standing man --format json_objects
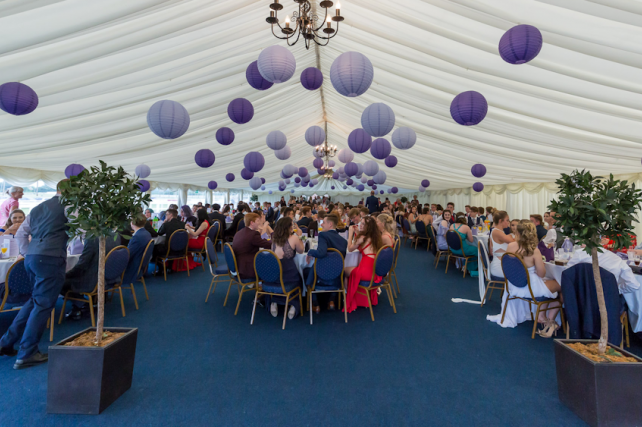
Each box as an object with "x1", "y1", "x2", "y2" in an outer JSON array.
[
  {"x1": 265, "y1": 202, "x2": 275, "y2": 225},
  {"x1": 0, "y1": 180, "x2": 69, "y2": 369},
  {"x1": 365, "y1": 191, "x2": 379, "y2": 214}
]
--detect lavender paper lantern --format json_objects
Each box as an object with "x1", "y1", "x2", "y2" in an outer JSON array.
[
  {"x1": 328, "y1": 160, "x2": 335, "y2": 168},
  {"x1": 357, "y1": 184, "x2": 365, "y2": 191},
  {"x1": 367, "y1": 179, "x2": 375, "y2": 187},
  {"x1": 244, "y1": 152, "x2": 265, "y2": 173},
  {"x1": 305, "y1": 126, "x2": 325, "y2": 147},
  {"x1": 261, "y1": 185, "x2": 266, "y2": 191},
  {"x1": 257, "y1": 45, "x2": 296, "y2": 84},
  {"x1": 302, "y1": 175, "x2": 311, "y2": 183},
  {"x1": 313, "y1": 158, "x2": 324, "y2": 169},
  {"x1": 355, "y1": 163, "x2": 363, "y2": 176},
  {"x1": 311, "y1": 178, "x2": 319, "y2": 185},
  {"x1": 147, "y1": 100, "x2": 190, "y2": 139},
  {"x1": 373, "y1": 170, "x2": 387, "y2": 185},
  {"x1": 346, "y1": 178, "x2": 354, "y2": 185},
  {"x1": 241, "y1": 168, "x2": 254, "y2": 180},
  {"x1": 337, "y1": 148, "x2": 354, "y2": 164},
  {"x1": 228, "y1": 98, "x2": 254, "y2": 124},
  {"x1": 274, "y1": 146, "x2": 291, "y2": 160},
  {"x1": 332, "y1": 172, "x2": 339, "y2": 180},
  {"x1": 391, "y1": 127, "x2": 416, "y2": 150},
  {"x1": 135, "y1": 164, "x2": 151, "y2": 178},
  {"x1": 285, "y1": 178, "x2": 291, "y2": 184},
  {"x1": 246, "y1": 61, "x2": 274, "y2": 90},
  {"x1": 65, "y1": 164, "x2": 85, "y2": 178},
  {"x1": 370, "y1": 138, "x2": 392, "y2": 160},
  {"x1": 372, "y1": 185, "x2": 377, "y2": 190},
  {"x1": 294, "y1": 183, "x2": 300, "y2": 188},
  {"x1": 216, "y1": 127, "x2": 234, "y2": 146},
  {"x1": 471, "y1": 163, "x2": 487, "y2": 178},
  {"x1": 312, "y1": 148, "x2": 323, "y2": 159},
  {"x1": 284, "y1": 164, "x2": 297, "y2": 176},
  {"x1": 226, "y1": 173, "x2": 235, "y2": 182},
  {"x1": 330, "y1": 52, "x2": 374, "y2": 97},
  {"x1": 281, "y1": 166, "x2": 293, "y2": 178},
  {"x1": 385, "y1": 155, "x2": 397, "y2": 168},
  {"x1": 301, "y1": 181, "x2": 308, "y2": 188},
  {"x1": 269, "y1": 190, "x2": 273, "y2": 194},
  {"x1": 473, "y1": 182, "x2": 484, "y2": 192},
  {"x1": 301, "y1": 67, "x2": 323, "y2": 90},
  {"x1": 345, "y1": 162, "x2": 358, "y2": 177},
  {"x1": 279, "y1": 180, "x2": 285, "y2": 188},
  {"x1": 450, "y1": 91, "x2": 488, "y2": 126},
  {"x1": 361, "y1": 103, "x2": 395, "y2": 137},
  {"x1": 391, "y1": 187, "x2": 398, "y2": 194},
  {"x1": 348, "y1": 128, "x2": 372, "y2": 153},
  {"x1": 291, "y1": 189, "x2": 295, "y2": 193},
  {"x1": 266, "y1": 130, "x2": 287, "y2": 150},
  {"x1": 421, "y1": 179, "x2": 430, "y2": 188},
  {"x1": 317, "y1": 168, "x2": 324, "y2": 175},
  {"x1": 249, "y1": 177, "x2": 262, "y2": 190},
  {"x1": 298, "y1": 167, "x2": 308, "y2": 177},
  {"x1": 499, "y1": 25, "x2": 543, "y2": 65},
  {"x1": 360, "y1": 176, "x2": 368, "y2": 184},
  {"x1": 208, "y1": 181, "x2": 218, "y2": 190},
  {"x1": 137, "y1": 180, "x2": 150, "y2": 192},
  {"x1": 363, "y1": 160, "x2": 379, "y2": 177},
  {"x1": 418, "y1": 186, "x2": 426, "y2": 193},
  {"x1": 0, "y1": 82, "x2": 38, "y2": 115},
  {"x1": 195, "y1": 149, "x2": 215, "y2": 168}
]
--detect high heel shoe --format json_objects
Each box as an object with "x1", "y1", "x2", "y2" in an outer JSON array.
[{"x1": 537, "y1": 319, "x2": 559, "y2": 338}]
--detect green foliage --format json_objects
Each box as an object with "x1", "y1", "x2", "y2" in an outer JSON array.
[
  {"x1": 548, "y1": 170, "x2": 642, "y2": 255},
  {"x1": 400, "y1": 196, "x2": 408, "y2": 204},
  {"x1": 250, "y1": 194, "x2": 259, "y2": 202},
  {"x1": 60, "y1": 161, "x2": 152, "y2": 240}
]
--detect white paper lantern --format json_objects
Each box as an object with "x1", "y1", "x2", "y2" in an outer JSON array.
[
  {"x1": 305, "y1": 126, "x2": 325, "y2": 147},
  {"x1": 337, "y1": 148, "x2": 354, "y2": 164},
  {"x1": 373, "y1": 170, "x2": 387, "y2": 185},
  {"x1": 257, "y1": 45, "x2": 296, "y2": 83},
  {"x1": 361, "y1": 103, "x2": 395, "y2": 137},
  {"x1": 330, "y1": 52, "x2": 374, "y2": 97},
  {"x1": 392, "y1": 127, "x2": 417, "y2": 150},
  {"x1": 274, "y1": 146, "x2": 292, "y2": 160},
  {"x1": 266, "y1": 130, "x2": 287, "y2": 150},
  {"x1": 363, "y1": 160, "x2": 379, "y2": 177}
]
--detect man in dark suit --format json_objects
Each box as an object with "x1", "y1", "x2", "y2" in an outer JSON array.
[
  {"x1": 467, "y1": 207, "x2": 483, "y2": 228},
  {"x1": 0, "y1": 180, "x2": 69, "y2": 369},
  {"x1": 122, "y1": 214, "x2": 152, "y2": 288},
  {"x1": 530, "y1": 214, "x2": 547, "y2": 241},
  {"x1": 304, "y1": 214, "x2": 348, "y2": 313},
  {"x1": 208, "y1": 203, "x2": 226, "y2": 239},
  {"x1": 227, "y1": 204, "x2": 249, "y2": 239},
  {"x1": 232, "y1": 213, "x2": 271, "y2": 281},
  {"x1": 265, "y1": 202, "x2": 275, "y2": 224},
  {"x1": 365, "y1": 191, "x2": 379, "y2": 214},
  {"x1": 154, "y1": 208, "x2": 184, "y2": 257}
]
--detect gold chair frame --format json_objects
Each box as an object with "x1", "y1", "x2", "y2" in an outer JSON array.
[
  {"x1": 307, "y1": 248, "x2": 346, "y2": 325},
  {"x1": 445, "y1": 231, "x2": 476, "y2": 278},
  {"x1": 251, "y1": 249, "x2": 303, "y2": 330},
  {"x1": 428, "y1": 226, "x2": 448, "y2": 269},
  {"x1": 500, "y1": 252, "x2": 566, "y2": 339},
  {"x1": 389, "y1": 238, "x2": 401, "y2": 298},
  {"x1": 222, "y1": 243, "x2": 257, "y2": 315},
  {"x1": 154, "y1": 229, "x2": 190, "y2": 281},
  {"x1": 204, "y1": 237, "x2": 230, "y2": 303},
  {"x1": 478, "y1": 241, "x2": 505, "y2": 307},
  {"x1": 357, "y1": 245, "x2": 397, "y2": 321},
  {"x1": 413, "y1": 220, "x2": 431, "y2": 251},
  {"x1": 123, "y1": 239, "x2": 154, "y2": 311},
  {"x1": 59, "y1": 246, "x2": 130, "y2": 327}
]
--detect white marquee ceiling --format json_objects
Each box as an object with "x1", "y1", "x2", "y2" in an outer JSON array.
[{"x1": 1, "y1": 0, "x2": 641, "y2": 192}]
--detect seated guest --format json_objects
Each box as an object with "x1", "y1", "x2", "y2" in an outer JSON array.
[
  {"x1": 436, "y1": 211, "x2": 452, "y2": 251},
  {"x1": 467, "y1": 207, "x2": 483, "y2": 228},
  {"x1": 571, "y1": 244, "x2": 639, "y2": 294},
  {"x1": 485, "y1": 207, "x2": 494, "y2": 223},
  {"x1": 232, "y1": 213, "x2": 272, "y2": 281},
  {"x1": 254, "y1": 209, "x2": 273, "y2": 237},
  {"x1": 509, "y1": 219, "x2": 519, "y2": 238},
  {"x1": 228, "y1": 204, "x2": 249, "y2": 238},
  {"x1": 180, "y1": 205, "x2": 197, "y2": 227},
  {"x1": 208, "y1": 203, "x2": 226, "y2": 239},
  {"x1": 267, "y1": 217, "x2": 304, "y2": 319},
  {"x1": 488, "y1": 211, "x2": 514, "y2": 278},
  {"x1": 142, "y1": 210, "x2": 158, "y2": 238},
  {"x1": 222, "y1": 204, "x2": 232, "y2": 217},
  {"x1": 449, "y1": 215, "x2": 478, "y2": 273},
  {"x1": 186, "y1": 208, "x2": 210, "y2": 250},
  {"x1": 279, "y1": 207, "x2": 302, "y2": 236},
  {"x1": 432, "y1": 205, "x2": 444, "y2": 232},
  {"x1": 487, "y1": 222, "x2": 561, "y2": 335},
  {"x1": 348, "y1": 208, "x2": 361, "y2": 226},
  {"x1": 297, "y1": 206, "x2": 313, "y2": 228},
  {"x1": 376, "y1": 213, "x2": 396, "y2": 247},
  {"x1": 0, "y1": 186, "x2": 23, "y2": 227},
  {"x1": 416, "y1": 207, "x2": 432, "y2": 229},
  {"x1": 359, "y1": 207, "x2": 369, "y2": 218},
  {"x1": 407, "y1": 205, "x2": 419, "y2": 234},
  {"x1": 154, "y1": 208, "x2": 185, "y2": 257},
  {"x1": 60, "y1": 232, "x2": 120, "y2": 320},
  {"x1": 530, "y1": 214, "x2": 547, "y2": 241},
  {"x1": 122, "y1": 214, "x2": 153, "y2": 287},
  {"x1": 0, "y1": 209, "x2": 25, "y2": 236},
  {"x1": 477, "y1": 206, "x2": 486, "y2": 222}
]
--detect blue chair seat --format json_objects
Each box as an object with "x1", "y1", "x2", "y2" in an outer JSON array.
[
  {"x1": 0, "y1": 290, "x2": 30, "y2": 305},
  {"x1": 523, "y1": 296, "x2": 555, "y2": 302},
  {"x1": 215, "y1": 265, "x2": 229, "y2": 275},
  {"x1": 238, "y1": 277, "x2": 255, "y2": 284},
  {"x1": 490, "y1": 274, "x2": 505, "y2": 282},
  {"x1": 359, "y1": 279, "x2": 382, "y2": 288},
  {"x1": 261, "y1": 281, "x2": 299, "y2": 293},
  {"x1": 314, "y1": 279, "x2": 342, "y2": 291}
]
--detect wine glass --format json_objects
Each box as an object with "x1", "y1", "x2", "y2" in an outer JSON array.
[{"x1": 1, "y1": 247, "x2": 7, "y2": 258}]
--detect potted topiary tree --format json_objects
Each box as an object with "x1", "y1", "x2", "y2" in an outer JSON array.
[
  {"x1": 549, "y1": 170, "x2": 642, "y2": 426},
  {"x1": 47, "y1": 161, "x2": 151, "y2": 415}
]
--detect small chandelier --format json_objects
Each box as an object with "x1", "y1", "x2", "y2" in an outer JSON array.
[
  {"x1": 315, "y1": 139, "x2": 337, "y2": 178},
  {"x1": 266, "y1": 1, "x2": 344, "y2": 50}
]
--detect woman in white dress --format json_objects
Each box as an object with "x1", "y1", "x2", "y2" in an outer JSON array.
[
  {"x1": 487, "y1": 222, "x2": 562, "y2": 336},
  {"x1": 488, "y1": 211, "x2": 514, "y2": 278}
]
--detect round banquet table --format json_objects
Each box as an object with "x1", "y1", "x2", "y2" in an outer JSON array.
[
  {"x1": 472, "y1": 233, "x2": 490, "y2": 302},
  {"x1": 152, "y1": 235, "x2": 166, "y2": 245},
  {"x1": 294, "y1": 250, "x2": 361, "y2": 296},
  {"x1": 0, "y1": 255, "x2": 80, "y2": 285}
]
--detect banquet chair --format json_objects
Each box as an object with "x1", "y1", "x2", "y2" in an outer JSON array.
[
  {"x1": 154, "y1": 229, "x2": 190, "y2": 281},
  {"x1": 2, "y1": 259, "x2": 55, "y2": 342},
  {"x1": 389, "y1": 238, "x2": 401, "y2": 298},
  {"x1": 445, "y1": 231, "x2": 476, "y2": 278},
  {"x1": 414, "y1": 221, "x2": 430, "y2": 250},
  {"x1": 123, "y1": 240, "x2": 154, "y2": 310},
  {"x1": 427, "y1": 225, "x2": 446, "y2": 268},
  {"x1": 206, "y1": 221, "x2": 222, "y2": 258},
  {"x1": 357, "y1": 246, "x2": 396, "y2": 321},
  {"x1": 299, "y1": 226, "x2": 309, "y2": 235},
  {"x1": 308, "y1": 248, "x2": 346, "y2": 325},
  {"x1": 204, "y1": 237, "x2": 231, "y2": 303},
  {"x1": 222, "y1": 243, "x2": 256, "y2": 315},
  {"x1": 237, "y1": 220, "x2": 245, "y2": 232},
  {"x1": 251, "y1": 250, "x2": 303, "y2": 329},
  {"x1": 500, "y1": 253, "x2": 565, "y2": 339},
  {"x1": 402, "y1": 219, "x2": 415, "y2": 246},
  {"x1": 478, "y1": 241, "x2": 505, "y2": 307},
  {"x1": 59, "y1": 246, "x2": 130, "y2": 327},
  {"x1": 189, "y1": 224, "x2": 216, "y2": 272}
]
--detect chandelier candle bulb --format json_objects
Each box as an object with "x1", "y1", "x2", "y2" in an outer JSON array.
[
  {"x1": 336, "y1": 2, "x2": 341, "y2": 15},
  {"x1": 285, "y1": 15, "x2": 290, "y2": 28}
]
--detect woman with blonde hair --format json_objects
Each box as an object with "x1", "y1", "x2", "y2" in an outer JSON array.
[
  {"x1": 487, "y1": 222, "x2": 562, "y2": 336},
  {"x1": 376, "y1": 213, "x2": 396, "y2": 247}
]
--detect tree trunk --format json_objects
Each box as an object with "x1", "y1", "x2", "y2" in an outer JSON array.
[
  {"x1": 592, "y1": 246, "x2": 608, "y2": 355},
  {"x1": 95, "y1": 236, "x2": 106, "y2": 345}
]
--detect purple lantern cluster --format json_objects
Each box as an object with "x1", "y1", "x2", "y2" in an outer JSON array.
[{"x1": 471, "y1": 163, "x2": 486, "y2": 192}]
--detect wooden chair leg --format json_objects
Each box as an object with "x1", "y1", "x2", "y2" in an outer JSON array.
[
  {"x1": 162, "y1": 260, "x2": 167, "y2": 281},
  {"x1": 58, "y1": 295, "x2": 69, "y2": 324},
  {"x1": 223, "y1": 280, "x2": 233, "y2": 306},
  {"x1": 462, "y1": 258, "x2": 468, "y2": 278},
  {"x1": 118, "y1": 288, "x2": 126, "y2": 317},
  {"x1": 298, "y1": 292, "x2": 303, "y2": 317},
  {"x1": 480, "y1": 285, "x2": 490, "y2": 307},
  {"x1": 234, "y1": 285, "x2": 246, "y2": 315},
  {"x1": 388, "y1": 285, "x2": 397, "y2": 313},
  {"x1": 88, "y1": 294, "x2": 96, "y2": 327},
  {"x1": 365, "y1": 288, "x2": 375, "y2": 321},
  {"x1": 200, "y1": 254, "x2": 206, "y2": 271},
  {"x1": 186, "y1": 257, "x2": 191, "y2": 276},
  {"x1": 532, "y1": 304, "x2": 541, "y2": 339},
  {"x1": 499, "y1": 296, "x2": 510, "y2": 325},
  {"x1": 140, "y1": 276, "x2": 149, "y2": 301},
  {"x1": 129, "y1": 284, "x2": 139, "y2": 310},
  {"x1": 445, "y1": 255, "x2": 451, "y2": 273}
]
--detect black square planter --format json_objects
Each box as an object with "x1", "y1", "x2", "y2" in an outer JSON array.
[
  {"x1": 554, "y1": 339, "x2": 642, "y2": 427},
  {"x1": 47, "y1": 327, "x2": 138, "y2": 415}
]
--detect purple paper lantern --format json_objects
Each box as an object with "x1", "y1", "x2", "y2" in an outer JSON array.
[
  {"x1": 311, "y1": 178, "x2": 319, "y2": 185},
  {"x1": 216, "y1": 127, "x2": 234, "y2": 146},
  {"x1": 246, "y1": 61, "x2": 274, "y2": 90},
  {"x1": 291, "y1": 189, "x2": 295, "y2": 193},
  {"x1": 345, "y1": 162, "x2": 358, "y2": 177},
  {"x1": 421, "y1": 179, "x2": 430, "y2": 188},
  {"x1": 301, "y1": 67, "x2": 323, "y2": 90},
  {"x1": 391, "y1": 187, "x2": 398, "y2": 194},
  {"x1": 331, "y1": 186, "x2": 336, "y2": 190},
  {"x1": 266, "y1": 130, "x2": 287, "y2": 150},
  {"x1": 312, "y1": 148, "x2": 323, "y2": 159},
  {"x1": 137, "y1": 180, "x2": 150, "y2": 192},
  {"x1": 317, "y1": 168, "x2": 324, "y2": 175},
  {"x1": 330, "y1": 52, "x2": 374, "y2": 97},
  {"x1": 337, "y1": 148, "x2": 354, "y2": 164},
  {"x1": 380, "y1": 190, "x2": 384, "y2": 194},
  {"x1": 0, "y1": 82, "x2": 38, "y2": 116},
  {"x1": 261, "y1": 177, "x2": 266, "y2": 184},
  {"x1": 244, "y1": 151, "x2": 265, "y2": 173},
  {"x1": 258, "y1": 45, "x2": 296, "y2": 83},
  {"x1": 226, "y1": 173, "x2": 235, "y2": 182},
  {"x1": 147, "y1": 100, "x2": 190, "y2": 139},
  {"x1": 367, "y1": 179, "x2": 375, "y2": 187},
  {"x1": 135, "y1": 164, "x2": 151, "y2": 178},
  {"x1": 241, "y1": 168, "x2": 254, "y2": 180},
  {"x1": 301, "y1": 181, "x2": 309, "y2": 187},
  {"x1": 302, "y1": 174, "x2": 311, "y2": 183},
  {"x1": 471, "y1": 163, "x2": 487, "y2": 178},
  {"x1": 450, "y1": 91, "x2": 488, "y2": 126},
  {"x1": 346, "y1": 178, "x2": 354, "y2": 186},
  {"x1": 298, "y1": 167, "x2": 308, "y2": 177},
  {"x1": 361, "y1": 103, "x2": 395, "y2": 137},
  {"x1": 284, "y1": 164, "x2": 297, "y2": 176},
  {"x1": 195, "y1": 149, "x2": 215, "y2": 168},
  {"x1": 328, "y1": 160, "x2": 335, "y2": 168},
  {"x1": 274, "y1": 146, "x2": 291, "y2": 160},
  {"x1": 261, "y1": 185, "x2": 266, "y2": 191},
  {"x1": 348, "y1": 128, "x2": 373, "y2": 153},
  {"x1": 65, "y1": 164, "x2": 85, "y2": 178},
  {"x1": 332, "y1": 172, "x2": 339, "y2": 180},
  {"x1": 313, "y1": 158, "x2": 324, "y2": 169},
  {"x1": 208, "y1": 181, "x2": 218, "y2": 190},
  {"x1": 391, "y1": 127, "x2": 416, "y2": 150},
  {"x1": 356, "y1": 184, "x2": 365, "y2": 191},
  {"x1": 370, "y1": 138, "x2": 392, "y2": 160},
  {"x1": 374, "y1": 170, "x2": 387, "y2": 185},
  {"x1": 269, "y1": 190, "x2": 273, "y2": 194},
  {"x1": 228, "y1": 98, "x2": 254, "y2": 124},
  {"x1": 249, "y1": 177, "x2": 262, "y2": 190},
  {"x1": 473, "y1": 182, "x2": 484, "y2": 192},
  {"x1": 361, "y1": 176, "x2": 368, "y2": 184},
  {"x1": 384, "y1": 155, "x2": 397, "y2": 168},
  {"x1": 305, "y1": 126, "x2": 325, "y2": 147},
  {"x1": 499, "y1": 25, "x2": 543, "y2": 65},
  {"x1": 285, "y1": 178, "x2": 291, "y2": 185},
  {"x1": 294, "y1": 177, "x2": 301, "y2": 184}
]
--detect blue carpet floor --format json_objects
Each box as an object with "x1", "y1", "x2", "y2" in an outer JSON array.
[{"x1": 1, "y1": 245, "x2": 640, "y2": 426}]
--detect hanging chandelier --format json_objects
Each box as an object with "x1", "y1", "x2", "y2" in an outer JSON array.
[
  {"x1": 315, "y1": 139, "x2": 337, "y2": 178},
  {"x1": 266, "y1": 1, "x2": 344, "y2": 50}
]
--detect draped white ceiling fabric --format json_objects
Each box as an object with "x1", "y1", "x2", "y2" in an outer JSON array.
[{"x1": 1, "y1": 0, "x2": 641, "y2": 194}]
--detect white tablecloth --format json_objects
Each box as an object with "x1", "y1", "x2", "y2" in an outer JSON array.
[
  {"x1": 152, "y1": 235, "x2": 166, "y2": 245},
  {"x1": 0, "y1": 255, "x2": 80, "y2": 285},
  {"x1": 473, "y1": 233, "x2": 490, "y2": 302},
  {"x1": 294, "y1": 251, "x2": 361, "y2": 296}
]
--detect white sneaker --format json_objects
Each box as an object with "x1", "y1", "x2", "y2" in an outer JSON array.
[
  {"x1": 288, "y1": 305, "x2": 296, "y2": 320},
  {"x1": 270, "y1": 303, "x2": 278, "y2": 317}
]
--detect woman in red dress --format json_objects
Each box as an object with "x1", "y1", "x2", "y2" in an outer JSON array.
[
  {"x1": 344, "y1": 216, "x2": 385, "y2": 313},
  {"x1": 174, "y1": 208, "x2": 210, "y2": 271}
]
